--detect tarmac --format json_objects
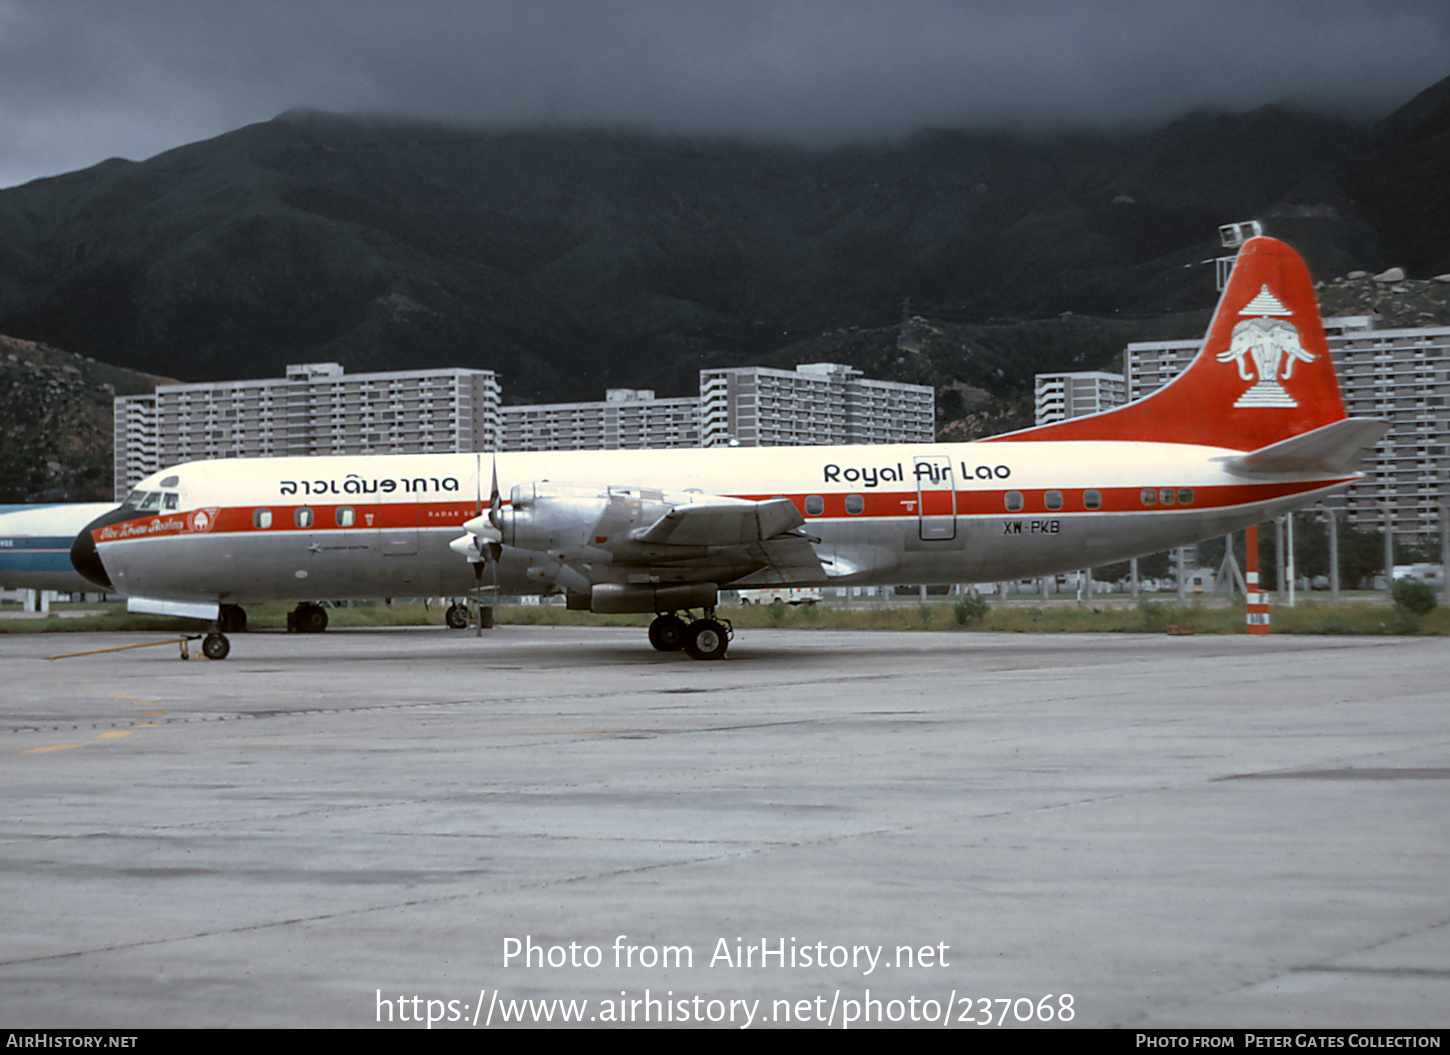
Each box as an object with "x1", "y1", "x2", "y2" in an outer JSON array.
[{"x1": 2, "y1": 625, "x2": 1446, "y2": 1029}]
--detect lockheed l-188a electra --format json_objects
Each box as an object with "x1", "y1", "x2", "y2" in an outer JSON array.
[{"x1": 71, "y1": 237, "x2": 1385, "y2": 660}]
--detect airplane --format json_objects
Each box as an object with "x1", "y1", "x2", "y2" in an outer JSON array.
[
  {"x1": 0, "y1": 502, "x2": 119, "y2": 594},
  {"x1": 71, "y1": 237, "x2": 1385, "y2": 661}
]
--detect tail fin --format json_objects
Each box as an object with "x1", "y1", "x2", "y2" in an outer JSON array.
[{"x1": 990, "y1": 237, "x2": 1346, "y2": 451}]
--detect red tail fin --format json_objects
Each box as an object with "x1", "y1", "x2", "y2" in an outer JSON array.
[{"x1": 989, "y1": 237, "x2": 1346, "y2": 451}]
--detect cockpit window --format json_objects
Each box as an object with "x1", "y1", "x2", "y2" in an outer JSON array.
[
  {"x1": 162, "y1": 493, "x2": 180, "y2": 511},
  {"x1": 138, "y1": 492, "x2": 162, "y2": 511}
]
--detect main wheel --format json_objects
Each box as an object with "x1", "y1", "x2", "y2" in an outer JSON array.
[
  {"x1": 648, "y1": 614, "x2": 687, "y2": 652},
  {"x1": 299, "y1": 604, "x2": 328, "y2": 633},
  {"x1": 445, "y1": 603, "x2": 469, "y2": 629},
  {"x1": 202, "y1": 632, "x2": 230, "y2": 660},
  {"x1": 684, "y1": 618, "x2": 728, "y2": 660}
]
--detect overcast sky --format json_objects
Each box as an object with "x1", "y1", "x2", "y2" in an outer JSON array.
[{"x1": 2, "y1": 0, "x2": 1448, "y2": 188}]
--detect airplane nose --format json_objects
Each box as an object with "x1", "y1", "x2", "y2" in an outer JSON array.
[{"x1": 70, "y1": 506, "x2": 129, "y2": 590}]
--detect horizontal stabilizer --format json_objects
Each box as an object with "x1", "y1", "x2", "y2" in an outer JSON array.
[
  {"x1": 633, "y1": 496, "x2": 803, "y2": 547},
  {"x1": 1219, "y1": 418, "x2": 1386, "y2": 477}
]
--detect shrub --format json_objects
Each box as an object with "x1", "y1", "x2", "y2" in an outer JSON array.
[
  {"x1": 1391, "y1": 578, "x2": 1438, "y2": 616},
  {"x1": 953, "y1": 595, "x2": 989, "y2": 626}
]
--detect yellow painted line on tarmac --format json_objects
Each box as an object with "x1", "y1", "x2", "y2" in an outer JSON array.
[{"x1": 21, "y1": 693, "x2": 176, "y2": 755}]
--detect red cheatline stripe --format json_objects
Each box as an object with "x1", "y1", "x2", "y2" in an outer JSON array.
[{"x1": 94, "y1": 478, "x2": 1349, "y2": 544}]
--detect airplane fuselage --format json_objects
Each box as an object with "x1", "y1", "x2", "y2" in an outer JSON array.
[
  {"x1": 0, "y1": 503, "x2": 118, "y2": 593},
  {"x1": 88, "y1": 441, "x2": 1354, "y2": 606}
]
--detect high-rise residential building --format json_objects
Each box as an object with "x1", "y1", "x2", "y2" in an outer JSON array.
[
  {"x1": 699, "y1": 363, "x2": 935, "y2": 447},
  {"x1": 1124, "y1": 317, "x2": 1450, "y2": 541},
  {"x1": 114, "y1": 363, "x2": 500, "y2": 498},
  {"x1": 1033, "y1": 370, "x2": 1128, "y2": 425},
  {"x1": 1331, "y1": 323, "x2": 1450, "y2": 541},
  {"x1": 500, "y1": 389, "x2": 701, "y2": 452}
]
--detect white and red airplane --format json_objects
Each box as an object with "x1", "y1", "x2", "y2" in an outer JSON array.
[{"x1": 72, "y1": 237, "x2": 1383, "y2": 660}]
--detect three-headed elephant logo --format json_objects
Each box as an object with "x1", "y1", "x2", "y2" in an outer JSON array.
[{"x1": 1216, "y1": 285, "x2": 1315, "y2": 408}]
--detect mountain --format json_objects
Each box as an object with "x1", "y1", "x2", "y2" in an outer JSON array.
[
  {"x1": 2, "y1": 88, "x2": 1430, "y2": 406},
  {"x1": 3, "y1": 78, "x2": 1450, "y2": 502},
  {"x1": 0, "y1": 334, "x2": 166, "y2": 502}
]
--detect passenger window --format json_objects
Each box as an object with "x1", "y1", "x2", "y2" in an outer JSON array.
[
  {"x1": 335, "y1": 506, "x2": 355, "y2": 527},
  {"x1": 1005, "y1": 491, "x2": 1024, "y2": 512},
  {"x1": 805, "y1": 495, "x2": 824, "y2": 516},
  {"x1": 163, "y1": 493, "x2": 179, "y2": 511},
  {"x1": 845, "y1": 494, "x2": 865, "y2": 515},
  {"x1": 253, "y1": 508, "x2": 273, "y2": 529},
  {"x1": 1141, "y1": 488, "x2": 1157, "y2": 506},
  {"x1": 1159, "y1": 488, "x2": 1175, "y2": 506},
  {"x1": 295, "y1": 507, "x2": 314, "y2": 528},
  {"x1": 1045, "y1": 490, "x2": 1063, "y2": 511},
  {"x1": 1083, "y1": 490, "x2": 1102, "y2": 510},
  {"x1": 1177, "y1": 488, "x2": 1194, "y2": 505}
]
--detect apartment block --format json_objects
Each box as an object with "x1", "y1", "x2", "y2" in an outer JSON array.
[
  {"x1": 1033, "y1": 370, "x2": 1128, "y2": 425},
  {"x1": 500, "y1": 389, "x2": 701, "y2": 452},
  {"x1": 700, "y1": 363, "x2": 935, "y2": 447},
  {"x1": 115, "y1": 362, "x2": 500, "y2": 499}
]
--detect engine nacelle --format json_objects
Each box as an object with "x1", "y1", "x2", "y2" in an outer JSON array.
[
  {"x1": 502, "y1": 482, "x2": 613, "y2": 557},
  {"x1": 499, "y1": 483, "x2": 684, "y2": 560},
  {"x1": 566, "y1": 582, "x2": 720, "y2": 614}
]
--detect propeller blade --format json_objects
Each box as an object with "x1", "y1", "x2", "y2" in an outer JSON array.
[{"x1": 488, "y1": 456, "x2": 502, "y2": 532}]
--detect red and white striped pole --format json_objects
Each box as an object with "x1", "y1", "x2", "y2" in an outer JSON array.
[{"x1": 1245, "y1": 524, "x2": 1270, "y2": 634}]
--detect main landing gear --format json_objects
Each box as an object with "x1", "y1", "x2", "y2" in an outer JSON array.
[
  {"x1": 648, "y1": 610, "x2": 731, "y2": 660},
  {"x1": 286, "y1": 602, "x2": 328, "y2": 633}
]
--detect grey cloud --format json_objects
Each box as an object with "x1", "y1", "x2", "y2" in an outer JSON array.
[{"x1": 2, "y1": 0, "x2": 1449, "y2": 187}]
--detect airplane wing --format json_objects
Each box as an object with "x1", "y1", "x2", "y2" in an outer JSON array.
[
  {"x1": 732, "y1": 534, "x2": 831, "y2": 585},
  {"x1": 631, "y1": 495, "x2": 804, "y2": 547}
]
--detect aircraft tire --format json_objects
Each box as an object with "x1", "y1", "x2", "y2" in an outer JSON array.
[
  {"x1": 445, "y1": 603, "x2": 469, "y2": 629},
  {"x1": 684, "y1": 619, "x2": 728, "y2": 661},
  {"x1": 648, "y1": 614, "x2": 687, "y2": 652},
  {"x1": 202, "y1": 633, "x2": 230, "y2": 661},
  {"x1": 299, "y1": 604, "x2": 328, "y2": 633}
]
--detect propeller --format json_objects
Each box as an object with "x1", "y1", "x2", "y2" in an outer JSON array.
[{"x1": 448, "y1": 455, "x2": 505, "y2": 635}]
